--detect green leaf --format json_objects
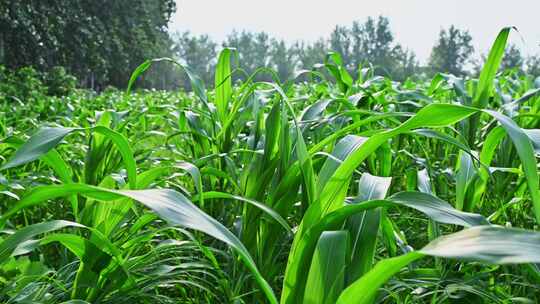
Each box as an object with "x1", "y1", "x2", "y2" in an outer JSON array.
[
  {"x1": 0, "y1": 127, "x2": 76, "y2": 170},
  {"x1": 456, "y1": 150, "x2": 476, "y2": 211},
  {"x1": 417, "y1": 168, "x2": 433, "y2": 194},
  {"x1": 301, "y1": 99, "x2": 331, "y2": 122},
  {"x1": 92, "y1": 126, "x2": 138, "y2": 189},
  {"x1": 215, "y1": 48, "x2": 235, "y2": 123},
  {"x1": 420, "y1": 225, "x2": 540, "y2": 264},
  {"x1": 304, "y1": 231, "x2": 350, "y2": 304},
  {"x1": 484, "y1": 110, "x2": 540, "y2": 223},
  {"x1": 176, "y1": 161, "x2": 203, "y2": 200},
  {"x1": 197, "y1": 191, "x2": 291, "y2": 232},
  {"x1": 347, "y1": 173, "x2": 391, "y2": 283},
  {"x1": 281, "y1": 191, "x2": 487, "y2": 304},
  {"x1": 126, "y1": 58, "x2": 211, "y2": 110},
  {"x1": 336, "y1": 252, "x2": 423, "y2": 304},
  {"x1": 412, "y1": 128, "x2": 472, "y2": 158},
  {"x1": 388, "y1": 192, "x2": 488, "y2": 227},
  {"x1": 302, "y1": 104, "x2": 478, "y2": 234},
  {"x1": 317, "y1": 135, "x2": 367, "y2": 190},
  {"x1": 0, "y1": 184, "x2": 277, "y2": 304},
  {"x1": 324, "y1": 52, "x2": 353, "y2": 93},
  {"x1": 337, "y1": 226, "x2": 540, "y2": 304},
  {"x1": 41, "y1": 149, "x2": 74, "y2": 183},
  {"x1": 1, "y1": 126, "x2": 137, "y2": 189},
  {"x1": 473, "y1": 27, "x2": 513, "y2": 108},
  {"x1": 0, "y1": 220, "x2": 84, "y2": 263},
  {"x1": 126, "y1": 60, "x2": 152, "y2": 94},
  {"x1": 270, "y1": 83, "x2": 318, "y2": 207},
  {"x1": 525, "y1": 129, "x2": 540, "y2": 154}
]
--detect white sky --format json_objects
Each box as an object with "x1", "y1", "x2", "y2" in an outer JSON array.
[{"x1": 170, "y1": 0, "x2": 540, "y2": 64}]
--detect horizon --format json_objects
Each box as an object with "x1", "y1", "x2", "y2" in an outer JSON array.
[{"x1": 170, "y1": 0, "x2": 540, "y2": 64}]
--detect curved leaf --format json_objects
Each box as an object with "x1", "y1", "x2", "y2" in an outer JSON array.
[
  {"x1": 304, "y1": 231, "x2": 349, "y2": 304},
  {"x1": 473, "y1": 27, "x2": 513, "y2": 108},
  {"x1": 0, "y1": 184, "x2": 277, "y2": 304},
  {"x1": 197, "y1": 191, "x2": 291, "y2": 232},
  {"x1": 0, "y1": 220, "x2": 84, "y2": 263},
  {"x1": 0, "y1": 127, "x2": 77, "y2": 170},
  {"x1": 282, "y1": 191, "x2": 487, "y2": 303},
  {"x1": 337, "y1": 225, "x2": 540, "y2": 304}
]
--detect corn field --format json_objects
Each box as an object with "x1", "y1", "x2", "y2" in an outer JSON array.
[{"x1": 1, "y1": 27, "x2": 540, "y2": 303}]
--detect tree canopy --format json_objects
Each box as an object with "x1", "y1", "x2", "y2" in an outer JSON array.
[
  {"x1": 428, "y1": 25, "x2": 474, "y2": 76},
  {"x1": 0, "y1": 0, "x2": 176, "y2": 88}
]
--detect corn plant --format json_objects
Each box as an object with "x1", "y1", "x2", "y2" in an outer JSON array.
[{"x1": 1, "y1": 27, "x2": 540, "y2": 304}]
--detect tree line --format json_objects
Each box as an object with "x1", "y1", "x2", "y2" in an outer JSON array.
[
  {"x1": 0, "y1": 0, "x2": 176, "y2": 89},
  {"x1": 1, "y1": 2, "x2": 539, "y2": 91},
  {"x1": 174, "y1": 19, "x2": 540, "y2": 89}
]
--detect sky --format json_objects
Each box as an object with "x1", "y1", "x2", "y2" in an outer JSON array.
[{"x1": 170, "y1": 0, "x2": 540, "y2": 64}]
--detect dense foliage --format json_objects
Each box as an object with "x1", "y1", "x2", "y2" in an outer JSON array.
[
  {"x1": 0, "y1": 65, "x2": 77, "y2": 103},
  {"x1": 1, "y1": 28, "x2": 540, "y2": 304},
  {"x1": 0, "y1": 0, "x2": 176, "y2": 88},
  {"x1": 4, "y1": 4, "x2": 540, "y2": 92}
]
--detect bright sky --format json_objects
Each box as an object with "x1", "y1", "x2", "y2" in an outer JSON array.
[{"x1": 170, "y1": 0, "x2": 540, "y2": 64}]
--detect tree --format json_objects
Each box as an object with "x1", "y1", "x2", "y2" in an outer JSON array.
[
  {"x1": 294, "y1": 39, "x2": 328, "y2": 70},
  {"x1": 329, "y1": 25, "x2": 353, "y2": 70},
  {"x1": 428, "y1": 26, "x2": 474, "y2": 76},
  {"x1": 392, "y1": 47, "x2": 420, "y2": 81},
  {"x1": 500, "y1": 44, "x2": 524, "y2": 71},
  {"x1": 328, "y1": 16, "x2": 418, "y2": 79},
  {"x1": 0, "y1": 0, "x2": 176, "y2": 89},
  {"x1": 352, "y1": 16, "x2": 396, "y2": 72},
  {"x1": 224, "y1": 31, "x2": 271, "y2": 79},
  {"x1": 270, "y1": 39, "x2": 297, "y2": 82},
  {"x1": 526, "y1": 55, "x2": 540, "y2": 78},
  {"x1": 172, "y1": 32, "x2": 217, "y2": 88}
]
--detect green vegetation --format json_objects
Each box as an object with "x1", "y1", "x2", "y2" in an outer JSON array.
[
  {"x1": 1, "y1": 27, "x2": 540, "y2": 304},
  {"x1": 0, "y1": 0, "x2": 176, "y2": 89},
  {"x1": 4, "y1": 6, "x2": 539, "y2": 93},
  {"x1": 174, "y1": 17, "x2": 540, "y2": 86}
]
